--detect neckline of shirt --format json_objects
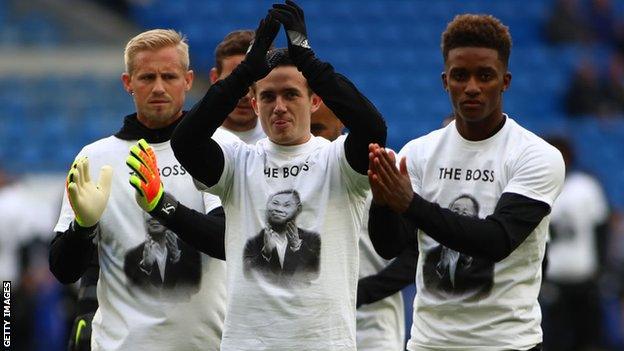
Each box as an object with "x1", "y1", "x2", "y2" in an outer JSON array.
[
  {"x1": 262, "y1": 134, "x2": 327, "y2": 156},
  {"x1": 451, "y1": 114, "x2": 512, "y2": 149}
]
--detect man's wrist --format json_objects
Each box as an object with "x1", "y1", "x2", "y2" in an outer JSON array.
[
  {"x1": 70, "y1": 220, "x2": 98, "y2": 241},
  {"x1": 402, "y1": 193, "x2": 423, "y2": 219},
  {"x1": 149, "y1": 192, "x2": 179, "y2": 224}
]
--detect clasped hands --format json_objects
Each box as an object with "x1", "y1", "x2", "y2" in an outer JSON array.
[{"x1": 367, "y1": 143, "x2": 414, "y2": 213}]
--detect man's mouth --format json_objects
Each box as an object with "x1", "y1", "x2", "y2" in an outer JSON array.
[
  {"x1": 273, "y1": 119, "x2": 291, "y2": 129},
  {"x1": 461, "y1": 100, "x2": 482, "y2": 108}
]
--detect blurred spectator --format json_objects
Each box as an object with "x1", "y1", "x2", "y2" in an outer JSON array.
[
  {"x1": 14, "y1": 239, "x2": 74, "y2": 351},
  {"x1": 564, "y1": 54, "x2": 624, "y2": 118},
  {"x1": 599, "y1": 210, "x2": 624, "y2": 350},
  {"x1": 588, "y1": 0, "x2": 617, "y2": 44},
  {"x1": 0, "y1": 172, "x2": 63, "y2": 283},
  {"x1": 564, "y1": 59, "x2": 607, "y2": 116},
  {"x1": 544, "y1": 0, "x2": 589, "y2": 44},
  {"x1": 0, "y1": 170, "x2": 68, "y2": 350},
  {"x1": 541, "y1": 136, "x2": 610, "y2": 351},
  {"x1": 601, "y1": 53, "x2": 624, "y2": 115}
]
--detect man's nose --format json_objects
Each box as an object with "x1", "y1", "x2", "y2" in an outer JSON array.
[
  {"x1": 152, "y1": 77, "x2": 166, "y2": 94},
  {"x1": 464, "y1": 77, "x2": 480, "y2": 96},
  {"x1": 274, "y1": 96, "x2": 287, "y2": 113}
]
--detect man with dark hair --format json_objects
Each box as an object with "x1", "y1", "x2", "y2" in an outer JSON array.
[
  {"x1": 367, "y1": 14, "x2": 565, "y2": 350},
  {"x1": 171, "y1": 1, "x2": 386, "y2": 349},
  {"x1": 211, "y1": 29, "x2": 267, "y2": 143}
]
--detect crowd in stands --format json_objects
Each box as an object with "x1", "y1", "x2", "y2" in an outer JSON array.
[{"x1": 546, "y1": 0, "x2": 624, "y2": 117}]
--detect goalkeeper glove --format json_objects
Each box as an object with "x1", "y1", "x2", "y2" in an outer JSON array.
[
  {"x1": 66, "y1": 157, "x2": 113, "y2": 228},
  {"x1": 126, "y1": 139, "x2": 179, "y2": 222}
]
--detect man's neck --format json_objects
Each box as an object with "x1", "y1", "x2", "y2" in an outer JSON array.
[
  {"x1": 455, "y1": 112, "x2": 506, "y2": 141},
  {"x1": 221, "y1": 117, "x2": 257, "y2": 132},
  {"x1": 136, "y1": 112, "x2": 182, "y2": 129}
]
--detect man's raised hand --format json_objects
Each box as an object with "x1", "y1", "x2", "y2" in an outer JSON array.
[
  {"x1": 241, "y1": 13, "x2": 280, "y2": 82},
  {"x1": 270, "y1": 0, "x2": 311, "y2": 57},
  {"x1": 66, "y1": 157, "x2": 113, "y2": 228},
  {"x1": 126, "y1": 139, "x2": 164, "y2": 213},
  {"x1": 368, "y1": 145, "x2": 414, "y2": 213}
]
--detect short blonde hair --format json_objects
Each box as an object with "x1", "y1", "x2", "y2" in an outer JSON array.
[{"x1": 124, "y1": 29, "x2": 190, "y2": 75}]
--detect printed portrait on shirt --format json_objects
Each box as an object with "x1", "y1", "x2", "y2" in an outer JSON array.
[
  {"x1": 243, "y1": 189, "x2": 321, "y2": 286},
  {"x1": 124, "y1": 216, "x2": 201, "y2": 297},
  {"x1": 423, "y1": 194, "x2": 494, "y2": 299}
]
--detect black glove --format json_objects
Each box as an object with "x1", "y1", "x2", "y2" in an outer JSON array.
[
  {"x1": 270, "y1": 0, "x2": 312, "y2": 62},
  {"x1": 238, "y1": 13, "x2": 281, "y2": 83}
]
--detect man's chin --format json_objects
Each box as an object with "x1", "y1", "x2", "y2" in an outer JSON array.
[{"x1": 229, "y1": 112, "x2": 256, "y2": 123}]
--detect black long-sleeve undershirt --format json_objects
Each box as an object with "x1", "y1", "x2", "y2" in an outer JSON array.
[
  {"x1": 369, "y1": 192, "x2": 550, "y2": 262},
  {"x1": 357, "y1": 243, "x2": 418, "y2": 308},
  {"x1": 157, "y1": 205, "x2": 226, "y2": 260},
  {"x1": 49, "y1": 222, "x2": 98, "y2": 284},
  {"x1": 172, "y1": 51, "x2": 386, "y2": 188}
]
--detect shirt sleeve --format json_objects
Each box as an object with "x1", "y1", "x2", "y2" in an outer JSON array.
[
  {"x1": 193, "y1": 138, "x2": 241, "y2": 204},
  {"x1": 334, "y1": 136, "x2": 369, "y2": 198},
  {"x1": 504, "y1": 142, "x2": 565, "y2": 206}
]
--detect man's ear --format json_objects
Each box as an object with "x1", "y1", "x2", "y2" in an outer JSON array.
[
  {"x1": 502, "y1": 71, "x2": 512, "y2": 92},
  {"x1": 251, "y1": 96, "x2": 259, "y2": 115},
  {"x1": 121, "y1": 72, "x2": 132, "y2": 94},
  {"x1": 441, "y1": 72, "x2": 448, "y2": 92},
  {"x1": 209, "y1": 67, "x2": 219, "y2": 84},
  {"x1": 185, "y1": 70, "x2": 194, "y2": 91},
  {"x1": 309, "y1": 93, "x2": 321, "y2": 114}
]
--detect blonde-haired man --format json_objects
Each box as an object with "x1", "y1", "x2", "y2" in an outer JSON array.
[{"x1": 50, "y1": 29, "x2": 236, "y2": 350}]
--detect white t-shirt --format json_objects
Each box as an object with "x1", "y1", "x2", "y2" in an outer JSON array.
[
  {"x1": 547, "y1": 172, "x2": 608, "y2": 283},
  {"x1": 202, "y1": 135, "x2": 369, "y2": 351},
  {"x1": 222, "y1": 119, "x2": 266, "y2": 145},
  {"x1": 400, "y1": 117, "x2": 564, "y2": 351},
  {"x1": 54, "y1": 128, "x2": 237, "y2": 351},
  {"x1": 356, "y1": 198, "x2": 406, "y2": 351}
]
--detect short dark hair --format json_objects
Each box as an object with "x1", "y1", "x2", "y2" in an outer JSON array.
[
  {"x1": 214, "y1": 30, "x2": 254, "y2": 74},
  {"x1": 441, "y1": 14, "x2": 512, "y2": 67},
  {"x1": 251, "y1": 48, "x2": 313, "y2": 96},
  {"x1": 266, "y1": 48, "x2": 295, "y2": 68}
]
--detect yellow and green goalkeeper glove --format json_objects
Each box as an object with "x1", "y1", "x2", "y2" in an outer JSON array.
[
  {"x1": 126, "y1": 139, "x2": 164, "y2": 213},
  {"x1": 66, "y1": 157, "x2": 113, "y2": 228}
]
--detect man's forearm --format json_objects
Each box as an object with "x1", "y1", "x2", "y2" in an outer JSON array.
[
  {"x1": 49, "y1": 222, "x2": 97, "y2": 284},
  {"x1": 402, "y1": 192, "x2": 550, "y2": 262},
  {"x1": 171, "y1": 66, "x2": 252, "y2": 187},
  {"x1": 357, "y1": 245, "x2": 417, "y2": 307},
  {"x1": 297, "y1": 53, "x2": 387, "y2": 173},
  {"x1": 158, "y1": 206, "x2": 227, "y2": 260},
  {"x1": 368, "y1": 203, "x2": 414, "y2": 259}
]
